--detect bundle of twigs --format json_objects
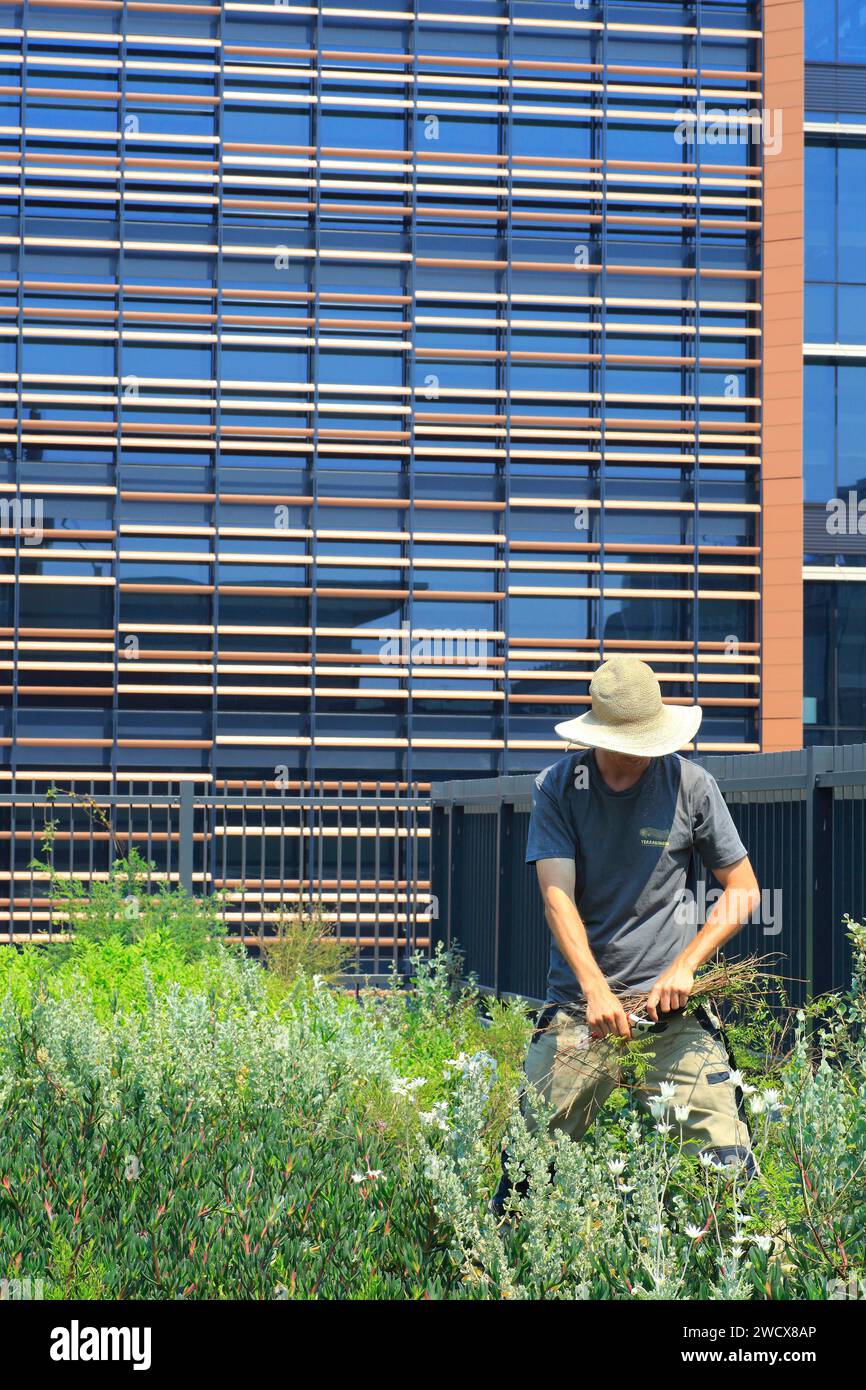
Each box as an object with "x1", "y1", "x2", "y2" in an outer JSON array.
[
  {"x1": 623, "y1": 953, "x2": 776, "y2": 1022},
  {"x1": 543, "y1": 954, "x2": 778, "y2": 1036},
  {"x1": 539, "y1": 956, "x2": 781, "y2": 1097}
]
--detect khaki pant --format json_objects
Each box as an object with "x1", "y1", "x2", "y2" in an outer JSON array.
[{"x1": 523, "y1": 1004, "x2": 752, "y2": 1163}]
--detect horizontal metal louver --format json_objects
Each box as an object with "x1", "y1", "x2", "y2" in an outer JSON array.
[
  {"x1": 807, "y1": 62, "x2": 866, "y2": 115},
  {"x1": 805, "y1": 501, "x2": 866, "y2": 554}
]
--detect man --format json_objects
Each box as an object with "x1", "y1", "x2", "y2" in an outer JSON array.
[{"x1": 491, "y1": 655, "x2": 761, "y2": 1215}]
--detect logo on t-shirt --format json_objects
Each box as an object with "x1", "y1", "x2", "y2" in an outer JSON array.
[{"x1": 640, "y1": 825, "x2": 670, "y2": 848}]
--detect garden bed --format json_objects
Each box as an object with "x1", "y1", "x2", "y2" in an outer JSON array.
[{"x1": 1, "y1": 859, "x2": 864, "y2": 1300}]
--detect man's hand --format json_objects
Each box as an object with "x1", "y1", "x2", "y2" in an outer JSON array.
[
  {"x1": 584, "y1": 981, "x2": 632, "y2": 1040},
  {"x1": 645, "y1": 961, "x2": 695, "y2": 1021}
]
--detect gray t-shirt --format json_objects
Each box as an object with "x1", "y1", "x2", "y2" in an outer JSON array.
[{"x1": 525, "y1": 751, "x2": 748, "y2": 1003}]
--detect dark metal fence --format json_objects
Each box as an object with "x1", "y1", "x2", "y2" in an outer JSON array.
[
  {"x1": 7, "y1": 747, "x2": 866, "y2": 999},
  {"x1": 0, "y1": 782, "x2": 432, "y2": 975},
  {"x1": 430, "y1": 745, "x2": 866, "y2": 1008}
]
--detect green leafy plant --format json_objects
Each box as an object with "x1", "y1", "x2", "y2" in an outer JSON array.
[
  {"x1": 27, "y1": 846, "x2": 225, "y2": 962},
  {"x1": 44, "y1": 1234, "x2": 110, "y2": 1301},
  {"x1": 1, "y1": 879, "x2": 864, "y2": 1300},
  {"x1": 260, "y1": 903, "x2": 357, "y2": 987}
]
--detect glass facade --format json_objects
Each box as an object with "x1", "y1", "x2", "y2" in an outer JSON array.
[
  {"x1": 804, "y1": 579, "x2": 866, "y2": 744},
  {"x1": 804, "y1": 0, "x2": 866, "y2": 745},
  {"x1": 806, "y1": 0, "x2": 866, "y2": 64},
  {"x1": 0, "y1": 0, "x2": 764, "y2": 793}
]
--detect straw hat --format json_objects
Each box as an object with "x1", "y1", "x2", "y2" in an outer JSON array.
[{"x1": 554, "y1": 656, "x2": 702, "y2": 757}]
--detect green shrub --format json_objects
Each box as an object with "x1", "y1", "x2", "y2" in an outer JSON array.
[
  {"x1": 0, "y1": 958, "x2": 459, "y2": 1298},
  {"x1": 0, "y1": 851, "x2": 236, "y2": 1022},
  {"x1": 420, "y1": 920, "x2": 866, "y2": 1300},
  {"x1": 28, "y1": 848, "x2": 225, "y2": 962},
  {"x1": 260, "y1": 904, "x2": 356, "y2": 989},
  {"x1": 1, "y1": 871, "x2": 864, "y2": 1300}
]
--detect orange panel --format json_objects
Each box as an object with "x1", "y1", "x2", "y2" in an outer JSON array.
[{"x1": 761, "y1": 0, "x2": 804, "y2": 752}]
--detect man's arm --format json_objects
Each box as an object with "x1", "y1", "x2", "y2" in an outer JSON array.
[
  {"x1": 536, "y1": 858, "x2": 632, "y2": 1039},
  {"x1": 644, "y1": 855, "x2": 761, "y2": 1021}
]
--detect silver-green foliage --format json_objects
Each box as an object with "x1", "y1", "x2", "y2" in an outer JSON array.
[{"x1": 1, "y1": 919, "x2": 864, "y2": 1300}]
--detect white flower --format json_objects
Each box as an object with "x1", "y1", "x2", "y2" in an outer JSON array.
[
  {"x1": 658, "y1": 1081, "x2": 677, "y2": 1102},
  {"x1": 420, "y1": 1101, "x2": 450, "y2": 1132},
  {"x1": 351, "y1": 1168, "x2": 384, "y2": 1184},
  {"x1": 649, "y1": 1098, "x2": 667, "y2": 1120},
  {"x1": 442, "y1": 1050, "x2": 497, "y2": 1087},
  {"x1": 761, "y1": 1088, "x2": 784, "y2": 1119},
  {"x1": 699, "y1": 1152, "x2": 724, "y2": 1171},
  {"x1": 391, "y1": 1076, "x2": 425, "y2": 1098},
  {"x1": 752, "y1": 1234, "x2": 773, "y2": 1253},
  {"x1": 655, "y1": 1121, "x2": 673, "y2": 1135},
  {"x1": 674, "y1": 1105, "x2": 691, "y2": 1123},
  {"x1": 617, "y1": 1182, "x2": 636, "y2": 1194},
  {"x1": 685, "y1": 1224, "x2": 704, "y2": 1240},
  {"x1": 749, "y1": 1094, "x2": 767, "y2": 1115},
  {"x1": 607, "y1": 1158, "x2": 627, "y2": 1177},
  {"x1": 728, "y1": 1070, "x2": 745, "y2": 1090}
]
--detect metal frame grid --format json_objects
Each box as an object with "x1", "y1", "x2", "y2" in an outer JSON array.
[
  {"x1": 0, "y1": 1, "x2": 764, "y2": 807},
  {"x1": 0, "y1": 780, "x2": 432, "y2": 972}
]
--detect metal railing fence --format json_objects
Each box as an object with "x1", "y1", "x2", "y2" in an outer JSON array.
[
  {"x1": 0, "y1": 781, "x2": 432, "y2": 974},
  {"x1": 7, "y1": 745, "x2": 866, "y2": 1001}
]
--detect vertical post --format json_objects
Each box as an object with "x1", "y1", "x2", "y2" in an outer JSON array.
[
  {"x1": 497, "y1": 799, "x2": 514, "y2": 1000},
  {"x1": 178, "y1": 782, "x2": 194, "y2": 896},
  {"x1": 492, "y1": 801, "x2": 502, "y2": 997},
  {"x1": 373, "y1": 782, "x2": 381, "y2": 976},
  {"x1": 803, "y1": 751, "x2": 814, "y2": 1002},
  {"x1": 809, "y1": 747, "x2": 835, "y2": 999},
  {"x1": 804, "y1": 746, "x2": 834, "y2": 1001},
  {"x1": 451, "y1": 802, "x2": 463, "y2": 961},
  {"x1": 429, "y1": 794, "x2": 452, "y2": 957}
]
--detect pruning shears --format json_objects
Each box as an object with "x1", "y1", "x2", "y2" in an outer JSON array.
[{"x1": 627, "y1": 1011, "x2": 656, "y2": 1034}]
